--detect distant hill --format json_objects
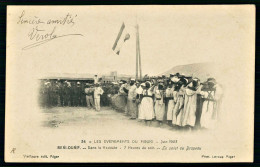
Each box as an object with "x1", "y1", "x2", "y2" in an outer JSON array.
[{"x1": 161, "y1": 62, "x2": 218, "y2": 82}]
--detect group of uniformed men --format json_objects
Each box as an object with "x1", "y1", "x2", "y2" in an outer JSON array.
[{"x1": 39, "y1": 80, "x2": 117, "y2": 111}]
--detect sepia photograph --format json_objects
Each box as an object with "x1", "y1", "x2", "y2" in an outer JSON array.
[{"x1": 5, "y1": 5, "x2": 255, "y2": 162}]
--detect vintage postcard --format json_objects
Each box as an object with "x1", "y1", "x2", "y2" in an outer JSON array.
[{"x1": 5, "y1": 5, "x2": 255, "y2": 162}]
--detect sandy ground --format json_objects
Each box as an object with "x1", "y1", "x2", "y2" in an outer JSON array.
[
  {"x1": 41, "y1": 106, "x2": 178, "y2": 137},
  {"x1": 5, "y1": 106, "x2": 249, "y2": 162}
]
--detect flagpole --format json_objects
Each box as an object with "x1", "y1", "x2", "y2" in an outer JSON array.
[
  {"x1": 136, "y1": 24, "x2": 139, "y2": 80},
  {"x1": 137, "y1": 24, "x2": 142, "y2": 80}
]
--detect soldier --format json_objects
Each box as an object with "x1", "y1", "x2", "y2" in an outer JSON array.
[
  {"x1": 41, "y1": 81, "x2": 50, "y2": 107},
  {"x1": 85, "y1": 83, "x2": 94, "y2": 109},
  {"x1": 71, "y1": 82, "x2": 77, "y2": 107},
  {"x1": 58, "y1": 80, "x2": 64, "y2": 107},
  {"x1": 75, "y1": 82, "x2": 82, "y2": 106},
  {"x1": 81, "y1": 82, "x2": 86, "y2": 107},
  {"x1": 64, "y1": 81, "x2": 71, "y2": 106},
  {"x1": 94, "y1": 83, "x2": 104, "y2": 111},
  {"x1": 113, "y1": 82, "x2": 120, "y2": 94},
  {"x1": 94, "y1": 75, "x2": 98, "y2": 84},
  {"x1": 39, "y1": 80, "x2": 45, "y2": 107},
  {"x1": 49, "y1": 81, "x2": 56, "y2": 107},
  {"x1": 53, "y1": 81, "x2": 60, "y2": 106},
  {"x1": 101, "y1": 83, "x2": 109, "y2": 107}
]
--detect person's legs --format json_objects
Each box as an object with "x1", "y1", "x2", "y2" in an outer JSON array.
[
  {"x1": 96, "y1": 98, "x2": 101, "y2": 111},
  {"x1": 94, "y1": 98, "x2": 99, "y2": 111},
  {"x1": 86, "y1": 96, "x2": 90, "y2": 108},
  {"x1": 90, "y1": 96, "x2": 94, "y2": 108}
]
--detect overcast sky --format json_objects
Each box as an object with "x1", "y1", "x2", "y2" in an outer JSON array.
[{"x1": 11, "y1": 5, "x2": 254, "y2": 76}]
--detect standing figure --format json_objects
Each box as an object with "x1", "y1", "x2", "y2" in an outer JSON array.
[
  {"x1": 127, "y1": 79, "x2": 137, "y2": 119},
  {"x1": 94, "y1": 75, "x2": 98, "y2": 84},
  {"x1": 154, "y1": 83, "x2": 165, "y2": 126},
  {"x1": 75, "y1": 82, "x2": 82, "y2": 106},
  {"x1": 180, "y1": 79, "x2": 200, "y2": 130},
  {"x1": 173, "y1": 83, "x2": 185, "y2": 127},
  {"x1": 58, "y1": 81, "x2": 64, "y2": 106},
  {"x1": 81, "y1": 83, "x2": 86, "y2": 107},
  {"x1": 41, "y1": 81, "x2": 50, "y2": 107},
  {"x1": 85, "y1": 84, "x2": 94, "y2": 109},
  {"x1": 53, "y1": 81, "x2": 60, "y2": 106},
  {"x1": 135, "y1": 82, "x2": 143, "y2": 119},
  {"x1": 166, "y1": 83, "x2": 177, "y2": 125},
  {"x1": 117, "y1": 80, "x2": 128, "y2": 112},
  {"x1": 49, "y1": 81, "x2": 55, "y2": 106},
  {"x1": 199, "y1": 78, "x2": 223, "y2": 129},
  {"x1": 64, "y1": 81, "x2": 72, "y2": 106},
  {"x1": 139, "y1": 81, "x2": 155, "y2": 126},
  {"x1": 71, "y1": 82, "x2": 77, "y2": 107},
  {"x1": 94, "y1": 83, "x2": 104, "y2": 111}
]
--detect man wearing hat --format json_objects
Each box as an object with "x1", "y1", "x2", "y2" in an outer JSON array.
[
  {"x1": 42, "y1": 81, "x2": 51, "y2": 107},
  {"x1": 94, "y1": 75, "x2": 99, "y2": 84},
  {"x1": 127, "y1": 79, "x2": 138, "y2": 119},
  {"x1": 75, "y1": 81, "x2": 82, "y2": 107},
  {"x1": 178, "y1": 78, "x2": 200, "y2": 130},
  {"x1": 154, "y1": 83, "x2": 166, "y2": 126},
  {"x1": 199, "y1": 78, "x2": 223, "y2": 129},
  {"x1": 64, "y1": 81, "x2": 71, "y2": 106},
  {"x1": 85, "y1": 83, "x2": 94, "y2": 109},
  {"x1": 94, "y1": 83, "x2": 104, "y2": 111},
  {"x1": 166, "y1": 81, "x2": 177, "y2": 125}
]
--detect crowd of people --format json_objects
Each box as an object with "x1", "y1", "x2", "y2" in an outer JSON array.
[
  {"x1": 39, "y1": 72, "x2": 224, "y2": 130},
  {"x1": 39, "y1": 80, "x2": 112, "y2": 109},
  {"x1": 111, "y1": 73, "x2": 224, "y2": 130}
]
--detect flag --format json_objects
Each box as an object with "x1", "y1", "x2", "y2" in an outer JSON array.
[{"x1": 112, "y1": 22, "x2": 130, "y2": 55}]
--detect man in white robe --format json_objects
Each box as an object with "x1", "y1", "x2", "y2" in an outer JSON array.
[
  {"x1": 154, "y1": 83, "x2": 165, "y2": 126},
  {"x1": 166, "y1": 84, "x2": 177, "y2": 124},
  {"x1": 199, "y1": 78, "x2": 223, "y2": 129},
  {"x1": 181, "y1": 80, "x2": 199, "y2": 128},
  {"x1": 127, "y1": 79, "x2": 137, "y2": 119}
]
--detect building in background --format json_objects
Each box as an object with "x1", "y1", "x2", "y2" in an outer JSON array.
[
  {"x1": 39, "y1": 73, "x2": 95, "y2": 83},
  {"x1": 101, "y1": 71, "x2": 118, "y2": 83}
]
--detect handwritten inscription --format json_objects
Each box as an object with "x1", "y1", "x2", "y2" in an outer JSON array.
[{"x1": 17, "y1": 10, "x2": 83, "y2": 50}]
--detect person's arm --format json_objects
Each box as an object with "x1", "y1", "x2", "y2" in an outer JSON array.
[
  {"x1": 123, "y1": 87, "x2": 129, "y2": 94},
  {"x1": 100, "y1": 88, "x2": 104, "y2": 95},
  {"x1": 162, "y1": 90, "x2": 166, "y2": 103},
  {"x1": 150, "y1": 85, "x2": 155, "y2": 92},
  {"x1": 173, "y1": 92, "x2": 178, "y2": 103},
  {"x1": 139, "y1": 94, "x2": 143, "y2": 102}
]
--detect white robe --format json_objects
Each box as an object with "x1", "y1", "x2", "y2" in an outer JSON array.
[
  {"x1": 175, "y1": 87, "x2": 185, "y2": 126},
  {"x1": 200, "y1": 86, "x2": 223, "y2": 129},
  {"x1": 135, "y1": 86, "x2": 143, "y2": 117},
  {"x1": 127, "y1": 85, "x2": 137, "y2": 118},
  {"x1": 181, "y1": 88, "x2": 197, "y2": 127},
  {"x1": 154, "y1": 90, "x2": 165, "y2": 121},
  {"x1": 139, "y1": 88, "x2": 154, "y2": 120},
  {"x1": 165, "y1": 88, "x2": 177, "y2": 121}
]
